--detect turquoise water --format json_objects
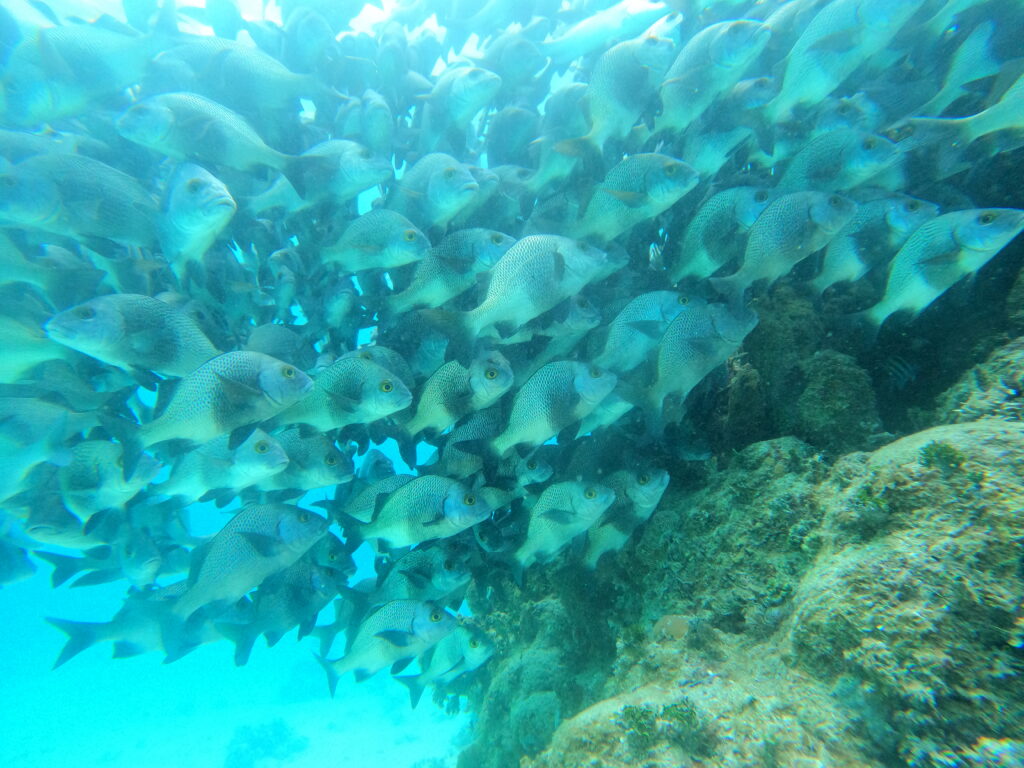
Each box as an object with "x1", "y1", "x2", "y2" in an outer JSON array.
[{"x1": 1, "y1": 0, "x2": 1023, "y2": 767}]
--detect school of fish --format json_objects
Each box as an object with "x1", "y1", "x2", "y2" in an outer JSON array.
[{"x1": 0, "y1": 0, "x2": 1022, "y2": 709}]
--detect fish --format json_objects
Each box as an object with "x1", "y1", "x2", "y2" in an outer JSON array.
[
  {"x1": 513, "y1": 480, "x2": 614, "y2": 573},
  {"x1": 491, "y1": 361, "x2": 617, "y2": 457},
  {"x1": 170, "y1": 502, "x2": 327, "y2": 623},
  {"x1": 158, "y1": 163, "x2": 237, "y2": 279},
  {"x1": 593, "y1": 291, "x2": 692, "y2": 375},
  {"x1": 257, "y1": 427, "x2": 354, "y2": 498},
  {"x1": 582, "y1": 468, "x2": 669, "y2": 569},
  {"x1": 641, "y1": 300, "x2": 759, "y2": 433},
  {"x1": 563, "y1": 153, "x2": 699, "y2": 244},
  {"x1": 272, "y1": 354, "x2": 413, "y2": 433},
  {"x1": 45, "y1": 293, "x2": 221, "y2": 380},
  {"x1": 423, "y1": 235, "x2": 623, "y2": 343},
  {"x1": 776, "y1": 128, "x2": 900, "y2": 192},
  {"x1": 810, "y1": 194, "x2": 941, "y2": 295},
  {"x1": 116, "y1": 92, "x2": 292, "y2": 174},
  {"x1": 356, "y1": 474, "x2": 493, "y2": 550},
  {"x1": 403, "y1": 351, "x2": 514, "y2": 441},
  {"x1": 151, "y1": 429, "x2": 289, "y2": 506},
  {"x1": 396, "y1": 624, "x2": 495, "y2": 707},
  {"x1": 320, "y1": 209, "x2": 430, "y2": 273},
  {"x1": 654, "y1": 19, "x2": 772, "y2": 138},
  {"x1": 671, "y1": 187, "x2": 775, "y2": 284},
  {"x1": 855, "y1": 208, "x2": 1024, "y2": 331},
  {"x1": 316, "y1": 599, "x2": 456, "y2": 692},
  {"x1": 0, "y1": 153, "x2": 159, "y2": 247},
  {"x1": 387, "y1": 152, "x2": 480, "y2": 232},
  {"x1": 709, "y1": 191, "x2": 858, "y2": 307},
  {"x1": 384, "y1": 228, "x2": 516, "y2": 316}
]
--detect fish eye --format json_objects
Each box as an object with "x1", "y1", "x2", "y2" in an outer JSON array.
[
  {"x1": 589, "y1": 367, "x2": 602, "y2": 378},
  {"x1": 430, "y1": 611, "x2": 443, "y2": 622},
  {"x1": 186, "y1": 178, "x2": 203, "y2": 193},
  {"x1": 463, "y1": 494, "x2": 476, "y2": 506},
  {"x1": 359, "y1": 147, "x2": 372, "y2": 158},
  {"x1": 584, "y1": 487, "x2": 597, "y2": 500},
  {"x1": 299, "y1": 512, "x2": 310, "y2": 523},
  {"x1": 862, "y1": 137, "x2": 877, "y2": 150},
  {"x1": 837, "y1": 104, "x2": 850, "y2": 115},
  {"x1": 526, "y1": 460, "x2": 537, "y2": 470},
  {"x1": 254, "y1": 441, "x2": 269, "y2": 454},
  {"x1": 754, "y1": 190, "x2": 769, "y2": 203},
  {"x1": 403, "y1": 229, "x2": 418, "y2": 242},
  {"x1": 664, "y1": 163, "x2": 677, "y2": 177},
  {"x1": 379, "y1": 380, "x2": 394, "y2": 393},
  {"x1": 828, "y1": 195, "x2": 844, "y2": 207},
  {"x1": 75, "y1": 306, "x2": 97, "y2": 320},
  {"x1": 443, "y1": 167, "x2": 456, "y2": 179},
  {"x1": 469, "y1": 638, "x2": 480, "y2": 648},
  {"x1": 490, "y1": 232, "x2": 504, "y2": 244},
  {"x1": 484, "y1": 367, "x2": 498, "y2": 380},
  {"x1": 638, "y1": 473, "x2": 651, "y2": 485},
  {"x1": 443, "y1": 558, "x2": 454, "y2": 570},
  {"x1": 677, "y1": 295, "x2": 689, "y2": 305},
  {"x1": 906, "y1": 200, "x2": 920, "y2": 212},
  {"x1": 325, "y1": 454, "x2": 337, "y2": 466},
  {"x1": 328, "y1": 551, "x2": 337, "y2": 561},
  {"x1": 979, "y1": 212, "x2": 996, "y2": 225},
  {"x1": 282, "y1": 366, "x2": 296, "y2": 378}
]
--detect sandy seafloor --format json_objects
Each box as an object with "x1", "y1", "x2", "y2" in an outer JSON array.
[{"x1": 0, "y1": 480, "x2": 470, "y2": 768}]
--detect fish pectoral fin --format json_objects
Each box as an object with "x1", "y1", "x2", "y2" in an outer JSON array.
[
  {"x1": 324, "y1": 389, "x2": 361, "y2": 413},
  {"x1": 399, "y1": 568, "x2": 431, "y2": 589},
  {"x1": 624, "y1": 320, "x2": 665, "y2": 339},
  {"x1": 601, "y1": 188, "x2": 648, "y2": 207},
  {"x1": 807, "y1": 29, "x2": 860, "y2": 54},
  {"x1": 539, "y1": 507, "x2": 575, "y2": 525},
  {"x1": 214, "y1": 372, "x2": 263, "y2": 406},
  {"x1": 375, "y1": 629, "x2": 416, "y2": 647},
  {"x1": 391, "y1": 657, "x2": 415, "y2": 675},
  {"x1": 227, "y1": 424, "x2": 259, "y2": 451},
  {"x1": 239, "y1": 531, "x2": 282, "y2": 557},
  {"x1": 421, "y1": 511, "x2": 447, "y2": 527}
]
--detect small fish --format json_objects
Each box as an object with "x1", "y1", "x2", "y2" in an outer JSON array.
[
  {"x1": 583, "y1": 468, "x2": 669, "y2": 569},
  {"x1": 492, "y1": 361, "x2": 617, "y2": 457},
  {"x1": 513, "y1": 481, "x2": 614, "y2": 573},
  {"x1": 316, "y1": 599, "x2": 456, "y2": 692},
  {"x1": 567, "y1": 154, "x2": 699, "y2": 244},
  {"x1": 396, "y1": 624, "x2": 495, "y2": 707},
  {"x1": 152, "y1": 429, "x2": 289, "y2": 506},
  {"x1": 45, "y1": 293, "x2": 221, "y2": 380},
  {"x1": 320, "y1": 209, "x2": 430, "y2": 273},
  {"x1": 856, "y1": 208, "x2": 1024, "y2": 330},
  {"x1": 385, "y1": 228, "x2": 516, "y2": 316},
  {"x1": 171, "y1": 502, "x2": 327, "y2": 622},
  {"x1": 159, "y1": 164, "x2": 237, "y2": 279},
  {"x1": 357, "y1": 474, "x2": 493, "y2": 550},
  {"x1": 272, "y1": 354, "x2": 413, "y2": 432},
  {"x1": 0, "y1": 154, "x2": 159, "y2": 247},
  {"x1": 386, "y1": 153, "x2": 480, "y2": 232},
  {"x1": 710, "y1": 191, "x2": 857, "y2": 306}
]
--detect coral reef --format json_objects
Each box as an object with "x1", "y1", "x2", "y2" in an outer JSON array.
[
  {"x1": 463, "y1": 419, "x2": 1024, "y2": 768},
  {"x1": 223, "y1": 718, "x2": 308, "y2": 768},
  {"x1": 933, "y1": 336, "x2": 1024, "y2": 424}
]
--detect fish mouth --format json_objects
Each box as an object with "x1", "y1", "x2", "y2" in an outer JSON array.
[{"x1": 460, "y1": 181, "x2": 480, "y2": 194}]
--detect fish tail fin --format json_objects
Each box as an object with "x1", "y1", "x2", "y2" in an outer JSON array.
[
  {"x1": 215, "y1": 622, "x2": 258, "y2": 667},
  {"x1": 394, "y1": 674, "x2": 426, "y2": 708},
  {"x1": 45, "y1": 617, "x2": 102, "y2": 669},
  {"x1": 35, "y1": 551, "x2": 85, "y2": 588},
  {"x1": 314, "y1": 653, "x2": 343, "y2": 698}
]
